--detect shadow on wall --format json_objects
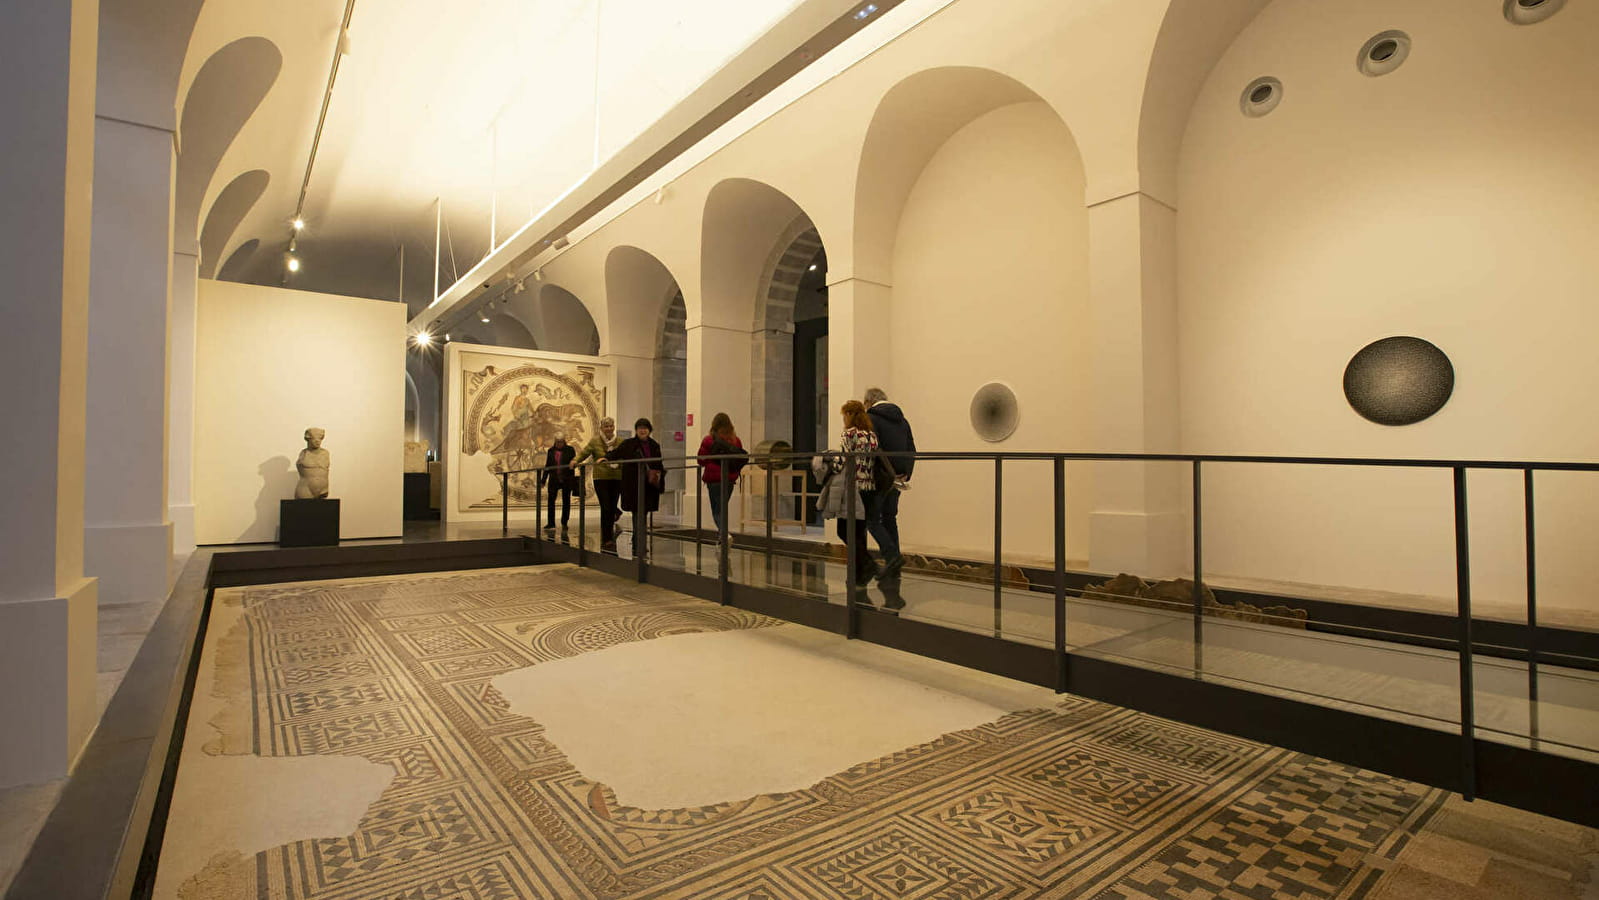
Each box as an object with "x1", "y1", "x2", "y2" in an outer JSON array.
[{"x1": 244, "y1": 456, "x2": 298, "y2": 542}]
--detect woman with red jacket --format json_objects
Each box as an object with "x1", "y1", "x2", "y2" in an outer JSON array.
[{"x1": 697, "y1": 412, "x2": 747, "y2": 540}]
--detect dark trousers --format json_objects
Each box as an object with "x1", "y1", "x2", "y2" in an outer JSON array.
[
  {"x1": 867, "y1": 487, "x2": 902, "y2": 561},
  {"x1": 707, "y1": 479, "x2": 731, "y2": 534},
  {"x1": 593, "y1": 478, "x2": 621, "y2": 544},
  {"x1": 545, "y1": 482, "x2": 571, "y2": 526},
  {"x1": 836, "y1": 489, "x2": 878, "y2": 581}
]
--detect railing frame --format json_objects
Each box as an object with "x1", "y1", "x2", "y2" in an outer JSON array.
[{"x1": 497, "y1": 447, "x2": 1599, "y2": 802}]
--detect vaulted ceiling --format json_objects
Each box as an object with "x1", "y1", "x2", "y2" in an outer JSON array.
[{"x1": 178, "y1": 0, "x2": 852, "y2": 317}]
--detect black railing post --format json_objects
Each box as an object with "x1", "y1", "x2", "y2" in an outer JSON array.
[
  {"x1": 578, "y1": 467, "x2": 587, "y2": 566},
  {"x1": 718, "y1": 471, "x2": 730, "y2": 606},
  {"x1": 1524, "y1": 467, "x2": 1539, "y2": 747},
  {"x1": 535, "y1": 473, "x2": 543, "y2": 537},
  {"x1": 1453, "y1": 466, "x2": 1477, "y2": 801},
  {"x1": 845, "y1": 452, "x2": 859, "y2": 638},
  {"x1": 1054, "y1": 456, "x2": 1067, "y2": 693},
  {"x1": 993, "y1": 457, "x2": 1003, "y2": 637},
  {"x1": 765, "y1": 462, "x2": 776, "y2": 579},
  {"x1": 500, "y1": 472, "x2": 509, "y2": 537},
  {"x1": 1192, "y1": 459, "x2": 1204, "y2": 678},
  {"x1": 695, "y1": 461, "x2": 704, "y2": 575},
  {"x1": 636, "y1": 459, "x2": 647, "y2": 583}
]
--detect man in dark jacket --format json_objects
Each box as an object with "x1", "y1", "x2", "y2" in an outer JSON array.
[{"x1": 865, "y1": 387, "x2": 914, "y2": 579}]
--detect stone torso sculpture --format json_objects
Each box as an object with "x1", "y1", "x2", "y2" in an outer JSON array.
[{"x1": 295, "y1": 428, "x2": 331, "y2": 499}]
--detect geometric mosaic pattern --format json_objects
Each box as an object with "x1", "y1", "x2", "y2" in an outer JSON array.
[{"x1": 164, "y1": 565, "x2": 1455, "y2": 899}]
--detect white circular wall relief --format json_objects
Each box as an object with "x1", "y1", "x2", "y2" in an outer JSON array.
[
  {"x1": 1240, "y1": 76, "x2": 1283, "y2": 118},
  {"x1": 1504, "y1": 0, "x2": 1565, "y2": 25},
  {"x1": 970, "y1": 382, "x2": 1019, "y2": 442},
  {"x1": 1357, "y1": 30, "x2": 1412, "y2": 77}
]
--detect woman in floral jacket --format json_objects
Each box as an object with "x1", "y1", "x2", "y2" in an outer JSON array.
[{"x1": 831, "y1": 400, "x2": 880, "y2": 588}]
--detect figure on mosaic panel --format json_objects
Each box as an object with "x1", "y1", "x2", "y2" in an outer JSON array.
[{"x1": 461, "y1": 362, "x2": 607, "y2": 511}]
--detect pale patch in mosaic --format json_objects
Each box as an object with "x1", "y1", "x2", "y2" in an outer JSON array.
[{"x1": 493, "y1": 623, "x2": 1056, "y2": 809}]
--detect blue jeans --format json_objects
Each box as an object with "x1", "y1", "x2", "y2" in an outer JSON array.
[
  {"x1": 707, "y1": 479, "x2": 731, "y2": 534},
  {"x1": 867, "y1": 487, "x2": 901, "y2": 561}
]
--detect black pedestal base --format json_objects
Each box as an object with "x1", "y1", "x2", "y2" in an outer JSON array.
[
  {"x1": 403, "y1": 472, "x2": 437, "y2": 520},
  {"x1": 280, "y1": 498, "x2": 340, "y2": 547}
]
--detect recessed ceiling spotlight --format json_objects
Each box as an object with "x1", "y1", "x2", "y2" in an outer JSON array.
[
  {"x1": 1357, "y1": 30, "x2": 1411, "y2": 77},
  {"x1": 413, "y1": 331, "x2": 432, "y2": 346},
  {"x1": 291, "y1": 218, "x2": 305, "y2": 231},
  {"x1": 285, "y1": 255, "x2": 301, "y2": 272},
  {"x1": 1239, "y1": 76, "x2": 1283, "y2": 118},
  {"x1": 853, "y1": 3, "x2": 879, "y2": 21},
  {"x1": 1504, "y1": 0, "x2": 1564, "y2": 23},
  {"x1": 480, "y1": 315, "x2": 490, "y2": 323},
  {"x1": 809, "y1": 264, "x2": 818, "y2": 271}
]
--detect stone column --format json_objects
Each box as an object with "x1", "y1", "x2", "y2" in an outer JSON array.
[
  {"x1": 0, "y1": 0, "x2": 100, "y2": 788},
  {"x1": 823, "y1": 276, "x2": 893, "y2": 449},
  {"x1": 168, "y1": 250, "x2": 198, "y2": 552},
  {"x1": 686, "y1": 324, "x2": 752, "y2": 528},
  {"x1": 84, "y1": 114, "x2": 178, "y2": 595},
  {"x1": 1086, "y1": 192, "x2": 1186, "y2": 578}
]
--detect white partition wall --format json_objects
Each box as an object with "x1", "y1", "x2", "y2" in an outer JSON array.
[{"x1": 193, "y1": 279, "x2": 405, "y2": 543}]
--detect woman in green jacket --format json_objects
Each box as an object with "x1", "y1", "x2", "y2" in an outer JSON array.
[{"x1": 573, "y1": 417, "x2": 623, "y2": 550}]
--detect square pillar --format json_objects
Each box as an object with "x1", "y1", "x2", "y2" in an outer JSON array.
[
  {"x1": 0, "y1": 0, "x2": 101, "y2": 788},
  {"x1": 85, "y1": 114, "x2": 177, "y2": 596},
  {"x1": 824, "y1": 276, "x2": 893, "y2": 449},
  {"x1": 1087, "y1": 193, "x2": 1186, "y2": 577}
]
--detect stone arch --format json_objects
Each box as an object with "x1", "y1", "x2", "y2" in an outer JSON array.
[
  {"x1": 700, "y1": 178, "x2": 829, "y2": 444},
  {"x1": 199, "y1": 169, "x2": 269, "y2": 278},
  {"x1": 1135, "y1": 0, "x2": 1268, "y2": 206},
  {"x1": 175, "y1": 37, "x2": 282, "y2": 251}
]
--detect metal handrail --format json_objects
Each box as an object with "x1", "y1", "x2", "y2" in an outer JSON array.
[{"x1": 495, "y1": 445, "x2": 1599, "y2": 802}]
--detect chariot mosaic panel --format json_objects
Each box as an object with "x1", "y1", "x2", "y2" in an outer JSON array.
[{"x1": 163, "y1": 566, "x2": 1459, "y2": 899}]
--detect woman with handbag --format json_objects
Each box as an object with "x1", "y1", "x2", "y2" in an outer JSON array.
[
  {"x1": 697, "y1": 412, "x2": 748, "y2": 543},
  {"x1": 612, "y1": 417, "x2": 665, "y2": 557},
  {"x1": 814, "y1": 400, "x2": 881, "y2": 589}
]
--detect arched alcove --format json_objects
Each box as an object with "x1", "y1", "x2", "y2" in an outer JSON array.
[
  {"x1": 216, "y1": 239, "x2": 260, "y2": 282},
  {"x1": 199, "y1": 169, "x2": 269, "y2": 277},
  {"x1": 604, "y1": 244, "x2": 688, "y2": 479},
  {"x1": 174, "y1": 37, "x2": 282, "y2": 250},
  {"x1": 1171, "y1": 0, "x2": 1599, "y2": 608},
  {"x1": 532, "y1": 284, "x2": 601, "y2": 355},
  {"x1": 855, "y1": 66, "x2": 1090, "y2": 562},
  {"x1": 489, "y1": 314, "x2": 537, "y2": 350},
  {"x1": 701, "y1": 178, "x2": 829, "y2": 446},
  {"x1": 404, "y1": 369, "x2": 421, "y2": 441}
]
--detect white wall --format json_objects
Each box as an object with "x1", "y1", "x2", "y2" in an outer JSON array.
[
  {"x1": 1176, "y1": 0, "x2": 1599, "y2": 619},
  {"x1": 889, "y1": 101, "x2": 1093, "y2": 565},
  {"x1": 194, "y1": 279, "x2": 405, "y2": 543}
]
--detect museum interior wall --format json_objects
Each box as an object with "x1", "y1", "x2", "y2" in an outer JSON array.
[
  {"x1": 467, "y1": 0, "x2": 1598, "y2": 622},
  {"x1": 1176, "y1": 0, "x2": 1599, "y2": 619},
  {"x1": 193, "y1": 279, "x2": 405, "y2": 543}
]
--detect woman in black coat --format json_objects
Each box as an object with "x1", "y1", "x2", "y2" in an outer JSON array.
[{"x1": 611, "y1": 417, "x2": 665, "y2": 554}]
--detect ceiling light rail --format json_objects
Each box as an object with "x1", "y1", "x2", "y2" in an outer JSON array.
[{"x1": 282, "y1": 0, "x2": 358, "y2": 281}]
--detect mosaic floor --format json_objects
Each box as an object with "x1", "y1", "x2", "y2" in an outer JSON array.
[{"x1": 155, "y1": 565, "x2": 1597, "y2": 899}]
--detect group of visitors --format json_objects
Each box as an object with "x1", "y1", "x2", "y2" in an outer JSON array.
[
  {"x1": 537, "y1": 417, "x2": 664, "y2": 554},
  {"x1": 814, "y1": 388, "x2": 914, "y2": 588},
  {"x1": 538, "y1": 387, "x2": 915, "y2": 582}
]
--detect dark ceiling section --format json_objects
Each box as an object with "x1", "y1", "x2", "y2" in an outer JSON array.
[
  {"x1": 199, "y1": 169, "x2": 270, "y2": 278},
  {"x1": 175, "y1": 37, "x2": 282, "y2": 247}
]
